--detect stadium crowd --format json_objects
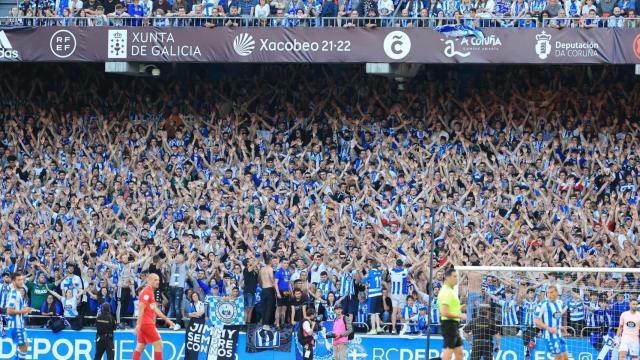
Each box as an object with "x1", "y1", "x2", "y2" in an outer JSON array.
[
  {"x1": 0, "y1": 64, "x2": 639, "y2": 336},
  {"x1": 2, "y1": 0, "x2": 639, "y2": 29}
]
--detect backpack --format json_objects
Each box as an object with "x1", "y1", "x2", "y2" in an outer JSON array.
[{"x1": 341, "y1": 316, "x2": 355, "y2": 340}]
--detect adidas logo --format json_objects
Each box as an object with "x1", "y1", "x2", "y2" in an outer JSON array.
[{"x1": 0, "y1": 31, "x2": 19, "y2": 59}]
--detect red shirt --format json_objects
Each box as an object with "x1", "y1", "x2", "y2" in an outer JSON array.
[{"x1": 139, "y1": 286, "x2": 157, "y2": 325}]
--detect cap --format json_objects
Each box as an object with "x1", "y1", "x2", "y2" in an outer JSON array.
[{"x1": 334, "y1": 303, "x2": 343, "y2": 310}]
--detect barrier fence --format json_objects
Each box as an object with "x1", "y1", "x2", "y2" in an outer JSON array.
[
  {"x1": 0, "y1": 328, "x2": 605, "y2": 360},
  {"x1": 2, "y1": 16, "x2": 639, "y2": 28},
  {"x1": 0, "y1": 26, "x2": 638, "y2": 63}
]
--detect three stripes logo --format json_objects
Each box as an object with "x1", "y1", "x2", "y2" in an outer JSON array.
[{"x1": 0, "y1": 31, "x2": 19, "y2": 60}]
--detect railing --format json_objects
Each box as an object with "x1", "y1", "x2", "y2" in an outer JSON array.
[{"x1": 0, "y1": 15, "x2": 638, "y2": 28}]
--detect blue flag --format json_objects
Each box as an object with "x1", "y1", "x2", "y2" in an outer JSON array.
[{"x1": 435, "y1": 24, "x2": 485, "y2": 40}]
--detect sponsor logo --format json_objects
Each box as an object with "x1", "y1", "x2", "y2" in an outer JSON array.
[
  {"x1": 383, "y1": 31, "x2": 411, "y2": 60},
  {"x1": 108, "y1": 29, "x2": 128, "y2": 58},
  {"x1": 553, "y1": 311, "x2": 562, "y2": 319},
  {"x1": 626, "y1": 321, "x2": 637, "y2": 328},
  {"x1": 442, "y1": 34, "x2": 502, "y2": 58},
  {"x1": 633, "y1": 34, "x2": 640, "y2": 60},
  {"x1": 49, "y1": 30, "x2": 76, "y2": 58},
  {"x1": 233, "y1": 33, "x2": 255, "y2": 56},
  {"x1": 535, "y1": 30, "x2": 600, "y2": 59},
  {"x1": 535, "y1": 31, "x2": 552, "y2": 60},
  {"x1": 0, "y1": 31, "x2": 19, "y2": 59}
]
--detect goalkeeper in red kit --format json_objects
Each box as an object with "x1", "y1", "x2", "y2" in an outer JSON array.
[{"x1": 133, "y1": 273, "x2": 176, "y2": 360}]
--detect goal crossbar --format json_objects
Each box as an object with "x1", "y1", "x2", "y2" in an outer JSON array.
[{"x1": 454, "y1": 265, "x2": 640, "y2": 274}]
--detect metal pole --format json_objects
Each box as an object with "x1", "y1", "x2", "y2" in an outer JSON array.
[{"x1": 426, "y1": 205, "x2": 439, "y2": 360}]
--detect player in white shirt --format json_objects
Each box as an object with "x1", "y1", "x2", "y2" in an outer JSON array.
[
  {"x1": 535, "y1": 285, "x2": 569, "y2": 360},
  {"x1": 616, "y1": 299, "x2": 640, "y2": 360}
]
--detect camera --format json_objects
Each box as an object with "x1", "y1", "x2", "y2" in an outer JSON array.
[{"x1": 325, "y1": 332, "x2": 336, "y2": 339}]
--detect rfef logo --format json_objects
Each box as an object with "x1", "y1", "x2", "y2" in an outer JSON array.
[
  {"x1": 633, "y1": 34, "x2": 640, "y2": 60},
  {"x1": 383, "y1": 31, "x2": 411, "y2": 60},
  {"x1": 233, "y1": 33, "x2": 255, "y2": 56},
  {"x1": 0, "y1": 31, "x2": 19, "y2": 59},
  {"x1": 49, "y1": 30, "x2": 77, "y2": 58}
]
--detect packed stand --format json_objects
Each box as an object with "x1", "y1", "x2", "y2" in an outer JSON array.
[
  {"x1": 2, "y1": 0, "x2": 639, "y2": 28},
  {"x1": 0, "y1": 65, "x2": 639, "y2": 336}
]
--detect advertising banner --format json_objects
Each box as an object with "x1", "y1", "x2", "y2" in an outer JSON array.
[
  {"x1": 0, "y1": 27, "x2": 638, "y2": 64},
  {"x1": 0, "y1": 328, "x2": 604, "y2": 360}
]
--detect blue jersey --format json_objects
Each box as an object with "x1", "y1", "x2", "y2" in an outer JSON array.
[
  {"x1": 6, "y1": 285, "x2": 26, "y2": 329},
  {"x1": 274, "y1": 267, "x2": 291, "y2": 292},
  {"x1": 610, "y1": 301, "x2": 629, "y2": 326},
  {"x1": 522, "y1": 299, "x2": 538, "y2": 326},
  {"x1": 339, "y1": 270, "x2": 356, "y2": 297},
  {"x1": 535, "y1": 299, "x2": 565, "y2": 340},
  {"x1": 585, "y1": 301, "x2": 600, "y2": 327},
  {"x1": 567, "y1": 299, "x2": 585, "y2": 321},
  {"x1": 389, "y1": 267, "x2": 409, "y2": 296},
  {"x1": 366, "y1": 269, "x2": 383, "y2": 298},
  {"x1": 499, "y1": 298, "x2": 519, "y2": 326}
]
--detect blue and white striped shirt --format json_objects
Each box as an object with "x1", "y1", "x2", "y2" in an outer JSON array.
[
  {"x1": 0, "y1": 282, "x2": 12, "y2": 308},
  {"x1": 535, "y1": 299, "x2": 565, "y2": 340},
  {"x1": 6, "y1": 285, "x2": 26, "y2": 329},
  {"x1": 389, "y1": 267, "x2": 409, "y2": 296},
  {"x1": 499, "y1": 298, "x2": 519, "y2": 326},
  {"x1": 522, "y1": 299, "x2": 538, "y2": 326},
  {"x1": 567, "y1": 299, "x2": 585, "y2": 321},
  {"x1": 357, "y1": 303, "x2": 369, "y2": 323},
  {"x1": 317, "y1": 281, "x2": 336, "y2": 300},
  {"x1": 339, "y1": 270, "x2": 356, "y2": 297}
]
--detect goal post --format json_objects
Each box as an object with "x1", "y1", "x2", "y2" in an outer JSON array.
[{"x1": 449, "y1": 266, "x2": 640, "y2": 360}]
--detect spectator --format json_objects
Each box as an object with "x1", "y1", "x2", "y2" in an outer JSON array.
[
  {"x1": 544, "y1": 0, "x2": 561, "y2": 16},
  {"x1": 41, "y1": 294, "x2": 63, "y2": 325},
  {"x1": 597, "y1": 0, "x2": 616, "y2": 14},
  {"x1": 564, "y1": 0, "x2": 581, "y2": 16},
  {"x1": 607, "y1": 6, "x2": 625, "y2": 26}
]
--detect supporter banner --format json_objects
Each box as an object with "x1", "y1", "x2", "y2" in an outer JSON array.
[
  {"x1": 185, "y1": 317, "x2": 207, "y2": 360},
  {"x1": 0, "y1": 27, "x2": 639, "y2": 63},
  {"x1": 205, "y1": 326, "x2": 239, "y2": 360},
  {"x1": 245, "y1": 324, "x2": 293, "y2": 353},
  {"x1": 207, "y1": 297, "x2": 245, "y2": 327},
  {"x1": 0, "y1": 328, "x2": 609, "y2": 360}
]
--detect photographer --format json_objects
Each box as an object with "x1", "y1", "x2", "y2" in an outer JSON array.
[
  {"x1": 328, "y1": 304, "x2": 353, "y2": 360},
  {"x1": 463, "y1": 305, "x2": 500, "y2": 360},
  {"x1": 299, "y1": 307, "x2": 318, "y2": 360},
  {"x1": 94, "y1": 303, "x2": 116, "y2": 360}
]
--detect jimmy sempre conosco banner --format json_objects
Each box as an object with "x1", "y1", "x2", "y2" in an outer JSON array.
[{"x1": 0, "y1": 27, "x2": 638, "y2": 64}]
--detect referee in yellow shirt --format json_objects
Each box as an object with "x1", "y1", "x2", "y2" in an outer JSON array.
[{"x1": 438, "y1": 268, "x2": 467, "y2": 360}]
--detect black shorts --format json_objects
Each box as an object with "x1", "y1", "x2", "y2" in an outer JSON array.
[
  {"x1": 441, "y1": 320, "x2": 462, "y2": 349},
  {"x1": 278, "y1": 291, "x2": 290, "y2": 307},
  {"x1": 367, "y1": 296, "x2": 382, "y2": 315}
]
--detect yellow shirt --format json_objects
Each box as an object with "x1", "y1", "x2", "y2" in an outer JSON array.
[{"x1": 438, "y1": 284, "x2": 461, "y2": 321}]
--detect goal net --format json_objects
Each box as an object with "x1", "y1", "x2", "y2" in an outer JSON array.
[{"x1": 452, "y1": 266, "x2": 640, "y2": 360}]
